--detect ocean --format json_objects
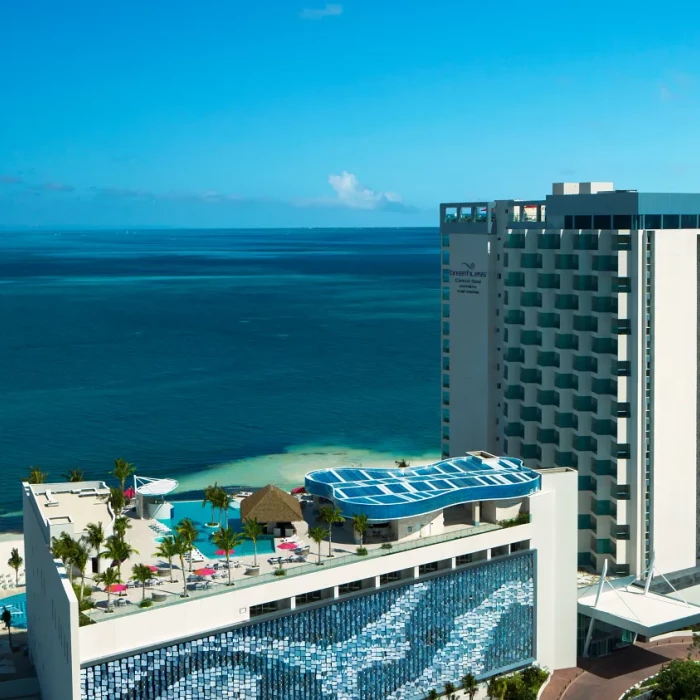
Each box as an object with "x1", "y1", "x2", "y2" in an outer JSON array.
[{"x1": 0, "y1": 228, "x2": 440, "y2": 531}]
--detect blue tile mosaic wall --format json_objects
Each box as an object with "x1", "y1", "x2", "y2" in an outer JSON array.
[{"x1": 81, "y1": 552, "x2": 535, "y2": 700}]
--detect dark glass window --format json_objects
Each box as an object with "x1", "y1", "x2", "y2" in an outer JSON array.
[
  {"x1": 593, "y1": 215, "x2": 611, "y2": 229},
  {"x1": 564, "y1": 215, "x2": 573, "y2": 229},
  {"x1": 613, "y1": 214, "x2": 633, "y2": 229},
  {"x1": 644, "y1": 214, "x2": 661, "y2": 229},
  {"x1": 663, "y1": 214, "x2": 680, "y2": 229},
  {"x1": 574, "y1": 215, "x2": 592, "y2": 229},
  {"x1": 681, "y1": 214, "x2": 698, "y2": 228}
]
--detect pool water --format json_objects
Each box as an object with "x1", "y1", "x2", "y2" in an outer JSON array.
[
  {"x1": 0, "y1": 593, "x2": 27, "y2": 629},
  {"x1": 157, "y1": 500, "x2": 275, "y2": 559}
]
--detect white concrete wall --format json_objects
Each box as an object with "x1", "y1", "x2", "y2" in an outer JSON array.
[
  {"x1": 442, "y1": 229, "x2": 495, "y2": 456},
  {"x1": 650, "y1": 229, "x2": 698, "y2": 574},
  {"x1": 530, "y1": 469, "x2": 578, "y2": 671},
  {"x1": 23, "y1": 485, "x2": 80, "y2": 700},
  {"x1": 482, "y1": 498, "x2": 524, "y2": 523},
  {"x1": 392, "y1": 510, "x2": 444, "y2": 540},
  {"x1": 79, "y1": 523, "x2": 532, "y2": 666}
]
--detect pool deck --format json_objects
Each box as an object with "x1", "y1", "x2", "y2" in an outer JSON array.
[{"x1": 84, "y1": 498, "x2": 485, "y2": 621}]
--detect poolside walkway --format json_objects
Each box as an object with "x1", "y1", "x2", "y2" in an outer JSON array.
[{"x1": 541, "y1": 637, "x2": 696, "y2": 700}]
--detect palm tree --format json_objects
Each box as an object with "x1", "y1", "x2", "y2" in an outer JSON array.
[
  {"x1": 131, "y1": 563, "x2": 153, "y2": 601},
  {"x1": 101, "y1": 487, "x2": 125, "y2": 517},
  {"x1": 171, "y1": 534, "x2": 190, "y2": 597},
  {"x1": 242, "y1": 518, "x2": 264, "y2": 568},
  {"x1": 444, "y1": 681, "x2": 456, "y2": 700},
  {"x1": 71, "y1": 541, "x2": 90, "y2": 605},
  {"x1": 461, "y1": 673, "x2": 478, "y2": 700},
  {"x1": 319, "y1": 505, "x2": 344, "y2": 557},
  {"x1": 7, "y1": 548, "x2": 22, "y2": 587},
  {"x1": 308, "y1": 527, "x2": 328, "y2": 565},
  {"x1": 202, "y1": 483, "x2": 219, "y2": 526},
  {"x1": 26, "y1": 466, "x2": 48, "y2": 484},
  {"x1": 84, "y1": 522, "x2": 105, "y2": 560},
  {"x1": 175, "y1": 518, "x2": 199, "y2": 571},
  {"x1": 100, "y1": 535, "x2": 138, "y2": 580},
  {"x1": 62, "y1": 468, "x2": 85, "y2": 483},
  {"x1": 487, "y1": 676, "x2": 506, "y2": 700},
  {"x1": 395, "y1": 459, "x2": 410, "y2": 469},
  {"x1": 113, "y1": 515, "x2": 131, "y2": 542},
  {"x1": 218, "y1": 490, "x2": 231, "y2": 527},
  {"x1": 426, "y1": 691, "x2": 438, "y2": 700},
  {"x1": 154, "y1": 536, "x2": 178, "y2": 582},
  {"x1": 94, "y1": 567, "x2": 121, "y2": 612},
  {"x1": 112, "y1": 457, "x2": 135, "y2": 493},
  {"x1": 211, "y1": 527, "x2": 244, "y2": 585},
  {"x1": 51, "y1": 533, "x2": 78, "y2": 583},
  {"x1": 351, "y1": 513, "x2": 369, "y2": 546}
]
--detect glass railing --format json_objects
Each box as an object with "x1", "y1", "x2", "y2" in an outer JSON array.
[{"x1": 84, "y1": 521, "x2": 508, "y2": 624}]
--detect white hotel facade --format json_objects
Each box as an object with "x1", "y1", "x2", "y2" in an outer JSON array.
[{"x1": 440, "y1": 182, "x2": 700, "y2": 579}]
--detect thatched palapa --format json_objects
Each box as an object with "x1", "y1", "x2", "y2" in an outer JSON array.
[{"x1": 240, "y1": 484, "x2": 303, "y2": 524}]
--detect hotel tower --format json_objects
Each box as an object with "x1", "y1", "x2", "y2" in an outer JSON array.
[{"x1": 440, "y1": 182, "x2": 700, "y2": 579}]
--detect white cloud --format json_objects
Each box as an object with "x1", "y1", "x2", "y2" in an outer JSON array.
[
  {"x1": 326, "y1": 171, "x2": 409, "y2": 211},
  {"x1": 300, "y1": 3, "x2": 343, "y2": 20}
]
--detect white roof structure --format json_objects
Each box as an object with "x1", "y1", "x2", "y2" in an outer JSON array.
[
  {"x1": 134, "y1": 476, "x2": 178, "y2": 497},
  {"x1": 578, "y1": 578, "x2": 700, "y2": 637}
]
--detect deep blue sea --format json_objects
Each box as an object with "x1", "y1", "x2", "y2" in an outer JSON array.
[{"x1": 0, "y1": 228, "x2": 440, "y2": 531}]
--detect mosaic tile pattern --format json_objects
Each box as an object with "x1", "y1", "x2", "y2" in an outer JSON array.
[{"x1": 81, "y1": 553, "x2": 535, "y2": 700}]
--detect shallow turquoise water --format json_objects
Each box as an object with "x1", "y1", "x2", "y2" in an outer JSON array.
[{"x1": 157, "y1": 499, "x2": 275, "y2": 559}]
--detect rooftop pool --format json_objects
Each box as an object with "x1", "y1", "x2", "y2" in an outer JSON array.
[
  {"x1": 0, "y1": 592, "x2": 27, "y2": 629},
  {"x1": 157, "y1": 499, "x2": 275, "y2": 559}
]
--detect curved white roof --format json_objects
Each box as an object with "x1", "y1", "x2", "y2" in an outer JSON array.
[{"x1": 135, "y1": 476, "x2": 178, "y2": 497}]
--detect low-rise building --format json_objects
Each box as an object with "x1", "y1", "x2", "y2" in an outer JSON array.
[{"x1": 23, "y1": 453, "x2": 577, "y2": 700}]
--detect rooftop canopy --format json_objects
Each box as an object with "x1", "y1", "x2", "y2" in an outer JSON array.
[
  {"x1": 240, "y1": 484, "x2": 303, "y2": 524},
  {"x1": 134, "y1": 476, "x2": 179, "y2": 497},
  {"x1": 305, "y1": 453, "x2": 541, "y2": 520}
]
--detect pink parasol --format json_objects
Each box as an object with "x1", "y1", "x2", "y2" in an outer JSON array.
[
  {"x1": 124, "y1": 487, "x2": 135, "y2": 499},
  {"x1": 194, "y1": 567, "x2": 216, "y2": 577},
  {"x1": 215, "y1": 549, "x2": 235, "y2": 556},
  {"x1": 291, "y1": 486, "x2": 306, "y2": 494},
  {"x1": 148, "y1": 565, "x2": 159, "y2": 572},
  {"x1": 278, "y1": 542, "x2": 297, "y2": 550},
  {"x1": 107, "y1": 583, "x2": 127, "y2": 593}
]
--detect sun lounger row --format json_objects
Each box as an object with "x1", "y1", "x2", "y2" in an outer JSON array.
[
  {"x1": 149, "y1": 522, "x2": 172, "y2": 534},
  {"x1": 268, "y1": 555, "x2": 307, "y2": 565}
]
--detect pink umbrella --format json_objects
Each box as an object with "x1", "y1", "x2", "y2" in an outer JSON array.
[
  {"x1": 194, "y1": 567, "x2": 216, "y2": 577},
  {"x1": 278, "y1": 542, "x2": 297, "y2": 550},
  {"x1": 107, "y1": 583, "x2": 127, "y2": 593},
  {"x1": 291, "y1": 486, "x2": 306, "y2": 494},
  {"x1": 124, "y1": 487, "x2": 135, "y2": 499},
  {"x1": 215, "y1": 549, "x2": 235, "y2": 556},
  {"x1": 148, "y1": 565, "x2": 159, "y2": 572}
]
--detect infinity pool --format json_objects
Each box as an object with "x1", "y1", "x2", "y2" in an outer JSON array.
[{"x1": 157, "y1": 499, "x2": 275, "y2": 559}]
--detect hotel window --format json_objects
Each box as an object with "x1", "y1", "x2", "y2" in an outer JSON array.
[
  {"x1": 442, "y1": 321, "x2": 450, "y2": 335},
  {"x1": 442, "y1": 391, "x2": 450, "y2": 406},
  {"x1": 681, "y1": 215, "x2": 699, "y2": 228},
  {"x1": 380, "y1": 571, "x2": 401, "y2": 585},
  {"x1": 505, "y1": 233, "x2": 526, "y2": 249},
  {"x1": 442, "y1": 356, "x2": 450, "y2": 371},
  {"x1": 442, "y1": 304, "x2": 450, "y2": 318},
  {"x1": 520, "y1": 253, "x2": 543, "y2": 269},
  {"x1": 295, "y1": 590, "x2": 323, "y2": 606},
  {"x1": 592, "y1": 255, "x2": 618, "y2": 272},
  {"x1": 442, "y1": 339, "x2": 450, "y2": 354},
  {"x1": 442, "y1": 251, "x2": 450, "y2": 265},
  {"x1": 442, "y1": 374, "x2": 449, "y2": 388},
  {"x1": 456, "y1": 554, "x2": 473, "y2": 566},
  {"x1": 593, "y1": 215, "x2": 611, "y2": 230},
  {"x1": 574, "y1": 215, "x2": 592, "y2": 229},
  {"x1": 574, "y1": 233, "x2": 599, "y2": 250},
  {"x1": 644, "y1": 214, "x2": 661, "y2": 229},
  {"x1": 538, "y1": 233, "x2": 561, "y2": 250},
  {"x1": 564, "y1": 215, "x2": 574, "y2": 228},
  {"x1": 442, "y1": 268, "x2": 450, "y2": 283},
  {"x1": 419, "y1": 562, "x2": 439, "y2": 575},
  {"x1": 612, "y1": 215, "x2": 633, "y2": 229},
  {"x1": 442, "y1": 234, "x2": 450, "y2": 247},
  {"x1": 555, "y1": 254, "x2": 579, "y2": 270},
  {"x1": 442, "y1": 408, "x2": 450, "y2": 423},
  {"x1": 338, "y1": 580, "x2": 363, "y2": 594},
  {"x1": 442, "y1": 427, "x2": 450, "y2": 440},
  {"x1": 250, "y1": 602, "x2": 277, "y2": 617},
  {"x1": 662, "y1": 214, "x2": 680, "y2": 229}
]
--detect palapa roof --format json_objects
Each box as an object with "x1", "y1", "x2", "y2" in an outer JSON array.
[{"x1": 239, "y1": 484, "x2": 303, "y2": 523}]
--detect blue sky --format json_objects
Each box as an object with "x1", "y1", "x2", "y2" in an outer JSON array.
[{"x1": 2, "y1": 1, "x2": 700, "y2": 228}]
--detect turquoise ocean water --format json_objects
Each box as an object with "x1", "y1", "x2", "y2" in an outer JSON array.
[{"x1": 0, "y1": 228, "x2": 440, "y2": 531}]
